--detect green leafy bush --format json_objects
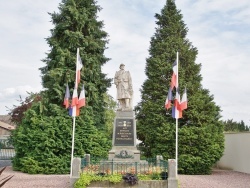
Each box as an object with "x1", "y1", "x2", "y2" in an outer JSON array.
[
  {"x1": 74, "y1": 173, "x2": 122, "y2": 188},
  {"x1": 12, "y1": 104, "x2": 111, "y2": 174},
  {"x1": 19, "y1": 157, "x2": 43, "y2": 174},
  {"x1": 178, "y1": 126, "x2": 224, "y2": 174},
  {"x1": 75, "y1": 172, "x2": 168, "y2": 188}
]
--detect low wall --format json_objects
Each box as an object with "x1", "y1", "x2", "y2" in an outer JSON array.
[
  {"x1": 217, "y1": 132, "x2": 250, "y2": 174},
  {"x1": 0, "y1": 160, "x2": 12, "y2": 167},
  {"x1": 71, "y1": 158, "x2": 178, "y2": 188},
  {"x1": 88, "y1": 180, "x2": 167, "y2": 188}
]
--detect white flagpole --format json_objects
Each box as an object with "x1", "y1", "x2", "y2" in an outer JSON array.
[
  {"x1": 70, "y1": 116, "x2": 76, "y2": 177},
  {"x1": 75, "y1": 48, "x2": 79, "y2": 88},
  {"x1": 70, "y1": 48, "x2": 80, "y2": 177},
  {"x1": 176, "y1": 51, "x2": 179, "y2": 177}
]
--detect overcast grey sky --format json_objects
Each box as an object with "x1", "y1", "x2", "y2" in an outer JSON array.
[{"x1": 0, "y1": 0, "x2": 249, "y2": 125}]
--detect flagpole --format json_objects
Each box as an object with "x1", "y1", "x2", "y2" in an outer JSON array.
[
  {"x1": 75, "y1": 48, "x2": 79, "y2": 88},
  {"x1": 176, "y1": 51, "x2": 179, "y2": 177},
  {"x1": 70, "y1": 116, "x2": 76, "y2": 177}
]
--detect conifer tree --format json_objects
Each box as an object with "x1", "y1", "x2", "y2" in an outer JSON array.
[
  {"x1": 135, "y1": 0, "x2": 224, "y2": 174},
  {"x1": 223, "y1": 119, "x2": 249, "y2": 132},
  {"x1": 11, "y1": 0, "x2": 112, "y2": 174},
  {"x1": 40, "y1": 0, "x2": 111, "y2": 129}
]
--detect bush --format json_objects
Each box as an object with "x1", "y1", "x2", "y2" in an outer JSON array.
[
  {"x1": 75, "y1": 171, "x2": 167, "y2": 188},
  {"x1": 74, "y1": 173, "x2": 122, "y2": 188}
]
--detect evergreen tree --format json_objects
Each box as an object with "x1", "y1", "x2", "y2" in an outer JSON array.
[
  {"x1": 224, "y1": 119, "x2": 249, "y2": 132},
  {"x1": 11, "y1": 0, "x2": 112, "y2": 174},
  {"x1": 103, "y1": 94, "x2": 117, "y2": 137},
  {"x1": 40, "y1": 0, "x2": 111, "y2": 129},
  {"x1": 135, "y1": 0, "x2": 224, "y2": 174}
]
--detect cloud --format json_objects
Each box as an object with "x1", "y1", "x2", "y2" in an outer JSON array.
[
  {"x1": 0, "y1": 1, "x2": 60, "y2": 114},
  {"x1": 175, "y1": 0, "x2": 250, "y2": 124},
  {"x1": 0, "y1": 85, "x2": 42, "y2": 100},
  {"x1": 0, "y1": 0, "x2": 249, "y2": 125},
  {"x1": 100, "y1": 0, "x2": 250, "y2": 124},
  {"x1": 0, "y1": 85, "x2": 42, "y2": 114}
]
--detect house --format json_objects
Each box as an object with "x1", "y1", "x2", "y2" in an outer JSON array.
[{"x1": 0, "y1": 115, "x2": 15, "y2": 139}]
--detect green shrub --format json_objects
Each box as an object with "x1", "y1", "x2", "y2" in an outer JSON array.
[
  {"x1": 75, "y1": 172, "x2": 168, "y2": 188},
  {"x1": 74, "y1": 173, "x2": 122, "y2": 188},
  {"x1": 20, "y1": 157, "x2": 43, "y2": 174}
]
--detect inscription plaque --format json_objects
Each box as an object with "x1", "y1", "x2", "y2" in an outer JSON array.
[{"x1": 114, "y1": 119, "x2": 134, "y2": 146}]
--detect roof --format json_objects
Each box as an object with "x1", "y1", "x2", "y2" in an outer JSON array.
[
  {"x1": 0, "y1": 115, "x2": 14, "y2": 125},
  {"x1": 0, "y1": 115, "x2": 15, "y2": 130},
  {"x1": 0, "y1": 121, "x2": 15, "y2": 130}
]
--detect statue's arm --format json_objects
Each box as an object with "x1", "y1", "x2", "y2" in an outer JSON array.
[
  {"x1": 114, "y1": 71, "x2": 119, "y2": 86},
  {"x1": 127, "y1": 71, "x2": 133, "y2": 94}
]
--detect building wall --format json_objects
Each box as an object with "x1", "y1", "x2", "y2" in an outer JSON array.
[
  {"x1": 217, "y1": 132, "x2": 250, "y2": 174},
  {"x1": 0, "y1": 127, "x2": 11, "y2": 136}
]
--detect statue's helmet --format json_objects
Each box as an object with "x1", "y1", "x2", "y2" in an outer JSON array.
[{"x1": 119, "y1": 63, "x2": 125, "y2": 68}]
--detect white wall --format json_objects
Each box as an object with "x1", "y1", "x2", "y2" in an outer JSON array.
[{"x1": 217, "y1": 132, "x2": 250, "y2": 174}]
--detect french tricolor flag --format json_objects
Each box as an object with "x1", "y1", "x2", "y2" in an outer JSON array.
[
  {"x1": 63, "y1": 84, "x2": 70, "y2": 109},
  {"x1": 75, "y1": 48, "x2": 83, "y2": 88},
  {"x1": 69, "y1": 106, "x2": 79, "y2": 117},
  {"x1": 170, "y1": 60, "x2": 177, "y2": 90},
  {"x1": 165, "y1": 87, "x2": 172, "y2": 110},
  {"x1": 171, "y1": 106, "x2": 182, "y2": 119},
  {"x1": 78, "y1": 84, "x2": 86, "y2": 108},
  {"x1": 172, "y1": 88, "x2": 182, "y2": 119},
  {"x1": 71, "y1": 87, "x2": 78, "y2": 107},
  {"x1": 179, "y1": 87, "x2": 187, "y2": 111}
]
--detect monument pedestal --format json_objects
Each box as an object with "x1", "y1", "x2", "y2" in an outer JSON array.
[{"x1": 108, "y1": 111, "x2": 140, "y2": 162}]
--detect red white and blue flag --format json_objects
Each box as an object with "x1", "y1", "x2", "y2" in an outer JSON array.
[
  {"x1": 71, "y1": 87, "x2": 78, "y2": 107},
  {"x1": 165, "y1": 87, "x2": 172, "y2": 110},
  {"x1": 69, "y1": 87, "x2": 79, "y2": 117},
  {"x1": 75, "y1": 48, "x2": 83, "y2": 89},
  {"x1": 171, "y1": 106, "x2": 182, "y2": 119},
  {"x1": 175, "y1": 88, "x2": 181, "y2": 109},
  {"x1": 78, "y1": 84, "x2": 86, "y2": 108},
  {"x1": 170, "y1": 60, "x2": 177, "y2": 90},
  {"x1": 63, "y1": 84, "x2": 70, "y2": 109},
  {"x1": 165, "y1": 53, "x2": 187, "y2": 119},
  {"x1": 63, "y1": 48, "x2": 86, "y2": 117},
  {"x1": 179, "y1": 87, "x2": 187, "y2": 111},
  {"x1": 69, "y1": 105, "x2": 80, "y2": 117},
  {"x1": 172, "y1": 88, "x2": 182, "y2": 119}
]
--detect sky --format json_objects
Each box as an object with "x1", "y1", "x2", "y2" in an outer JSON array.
[{"x1": 0, "y1": 0, "x2": 250, "y2": 125}]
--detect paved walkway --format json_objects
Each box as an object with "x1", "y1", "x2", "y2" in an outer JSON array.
[
  {"x1": 1, "y1": 166, "x2": 250, "y2": 188},
  {"x1": 1, "y1": 166, "x2": 70, "y2": 188},
  {"x1": 179, "y1": 169, "x2": 250, "y2": 188}
]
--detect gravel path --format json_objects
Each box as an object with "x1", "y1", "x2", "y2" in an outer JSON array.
[
  {"x1": 1, "y1": 166, "x2": 250, "y2": 188},
  {"x1": 1, "y1": 166, "x2": 70, "y2": 188},
  {"x1": 179, "y1": 169, "x2": 250, "y2": 188}
]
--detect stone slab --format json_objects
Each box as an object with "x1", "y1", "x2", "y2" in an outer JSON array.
[
  {"x1": 116, "y1": 111, "x2": 135, "y2": 118},
  {"x1": 88, "y1": 180, "x2": 168, "y2": 188},
  {"x1": 71, "y1": 157, "x2": 81, "y2": 178},
  {"x1": 114, "y1": 118, "x2": 134, "y2": 146},
  {"x1": 109, "y1": 111, "x2": 141, "y2": 162}
]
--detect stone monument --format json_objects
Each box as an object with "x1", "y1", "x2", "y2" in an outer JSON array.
[
  {"x1": 108, "y1": 64, "x2": 140, "y2": 161},
  {"x1": 114, "y1": 63, "x2": 133, "y2": 111}
]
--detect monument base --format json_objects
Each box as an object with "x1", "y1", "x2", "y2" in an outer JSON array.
[
  {"x1": 108, "y1": 111, "x2": 141, "y2": 162},
  {"x1": 108, "y1": 146, "x2": 140, "y2": 162}
]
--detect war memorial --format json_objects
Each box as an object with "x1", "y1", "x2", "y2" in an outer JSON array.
[{"x1": 70, "y1": 64, "x2": 178, "y2": 188}]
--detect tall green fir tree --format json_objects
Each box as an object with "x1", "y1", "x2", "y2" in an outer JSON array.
[
  {"x1": 40, "y1": 0, "x2": 111, "y2": 129},
  {"x1": 223, "y1": 119, "x2": 249, "y2": 132},
  {"x1": 135, "y1": 0, "x2": 224, "y2": 174},
  {"x1": 11, "y1": 0, "x2": 112, "y2": 174}
]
